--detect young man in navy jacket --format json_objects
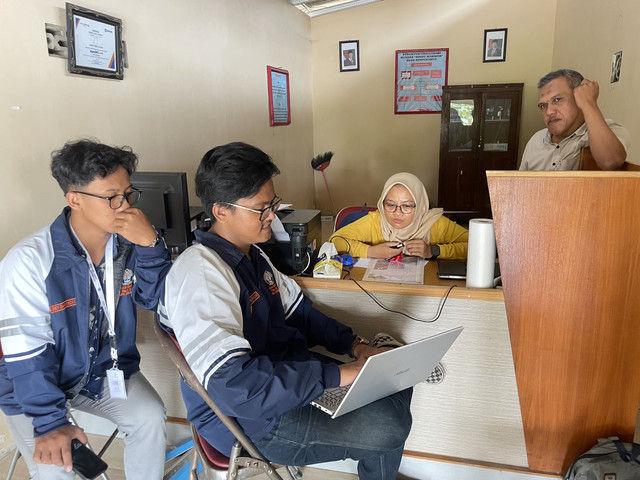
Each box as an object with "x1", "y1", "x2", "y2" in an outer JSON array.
[
  {"x1": 0, "y1": 140, "x2": 171, "y2": 479},
  {"x1": 160, "y1": 142, "x2": 413, "y2": 479}
]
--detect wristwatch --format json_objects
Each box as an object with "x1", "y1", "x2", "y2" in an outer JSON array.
[
  {"x1": 350, "y1": 335, "x2": 369, "y2": 357},
  {"x1": 430, "y1": 244, "x2": 441, "y2": 259},
  {"x1": 148, "y1": 235, "x2": 163, "y2": 248}
]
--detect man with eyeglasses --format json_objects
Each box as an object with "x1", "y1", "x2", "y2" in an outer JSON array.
[
  {"x1": 0, "y1": 139, "x2": 171, "y2": 479},
  {"x1": 158, "y1": 142, "x2": 413, "y2": 479}
]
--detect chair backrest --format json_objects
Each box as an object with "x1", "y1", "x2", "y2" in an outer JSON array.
[
  {"x1": 580, "y1": 147, "x2": 640, "y2": 171},
  {"x1": 152, "y1": 320, "x2": 271, "y2": 466},
  {"x1": 334, "y1": 205, "x2": 377, "y2": 231}
]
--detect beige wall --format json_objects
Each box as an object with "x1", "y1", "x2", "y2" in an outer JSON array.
[
  {"x1": 552, "y1": 0, "x2": 639, "y2": 164},
  {"x1": 310, "y1": 0, "x2": 557, "y2": 214},
  {"x1": 0, "y1": 0, "x2": 314, "y2": 257}
]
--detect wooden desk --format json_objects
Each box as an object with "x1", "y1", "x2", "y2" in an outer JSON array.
[{"x1": 136, "y1": 262, "x2": 529, "y2": 471}]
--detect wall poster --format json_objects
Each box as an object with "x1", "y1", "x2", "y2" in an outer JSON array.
[
  {"x1": 267, "y1": 66, "x2": 291, "y2": 126},
  {"x1": 394, "y1": 49, "x2": 449, "y2": 114}
]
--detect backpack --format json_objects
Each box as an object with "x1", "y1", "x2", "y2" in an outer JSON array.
[{"x1": 564, "y1": 436, "x2": 640, "y2": 480}]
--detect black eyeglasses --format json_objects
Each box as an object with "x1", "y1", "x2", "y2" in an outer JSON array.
[
  {"x1": 71, "y1": 188, "x2": 142, "y2": 210},
  {"x1": 383, "y1": 201, "x2": 416, "y2": 215},
  {"x1": 224, "y1": 196, "x2": 282, "y2": 221}
]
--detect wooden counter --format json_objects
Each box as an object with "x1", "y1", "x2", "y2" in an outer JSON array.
[{"x1": 488, "y1": 171, "x2": 640, "y2": 474}]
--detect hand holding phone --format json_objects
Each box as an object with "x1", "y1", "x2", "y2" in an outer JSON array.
[{"x1": 71, "y1": 439, "x2": 108, "y2": 479}]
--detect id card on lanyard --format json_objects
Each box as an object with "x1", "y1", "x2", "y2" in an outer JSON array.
[{"x1": 84, "y1": 234, "x2": 127, "y2": 399}]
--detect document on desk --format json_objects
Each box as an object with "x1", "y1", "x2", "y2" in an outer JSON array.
[{"x1": 361, "y1": 257, "x2": 426, "y2": 284}]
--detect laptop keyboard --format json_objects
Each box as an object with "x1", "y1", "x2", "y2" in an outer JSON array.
[{"x1": 316, "y1": 385, "x2": 351, "y2": 409}]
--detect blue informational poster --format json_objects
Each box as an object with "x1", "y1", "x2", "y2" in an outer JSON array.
[{"x1": 394, "y1": 49, "x2": 449, "y2": 114}]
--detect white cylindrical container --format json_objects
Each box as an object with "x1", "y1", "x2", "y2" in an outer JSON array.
[{"x1": 466, "y1": 218, "x2": 496, "y2": 288}]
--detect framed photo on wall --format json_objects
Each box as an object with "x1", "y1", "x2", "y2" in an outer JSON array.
[
  {"x1": 66, "y1": 3, "x2": 124, "y2": 79},
  {"x1": 483, "y1": 28, "x2": 507, "y2": 63},
  {"x1": 339, "y1": 40, "x2": 359, "y2": 72}
]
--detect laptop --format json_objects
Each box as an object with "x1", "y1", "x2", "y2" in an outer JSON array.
[
  {"x1": 437, "y1": 260, "x2": 501, "y2": 280},
  {"x1": 311, "y1": 326, "x2": 463, "y2": 418}
]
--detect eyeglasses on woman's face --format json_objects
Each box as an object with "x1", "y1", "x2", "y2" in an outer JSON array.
[
  {"x1": 71, "y1": 187, "x2": 142, "y2": 210},
  {"x1": 382, "y1": 201, "x2": 416, "y2": 215}
]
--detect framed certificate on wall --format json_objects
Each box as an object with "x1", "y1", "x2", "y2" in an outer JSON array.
[{"x1": 66, "y1": 3, "x2": 124, "y2": 80}]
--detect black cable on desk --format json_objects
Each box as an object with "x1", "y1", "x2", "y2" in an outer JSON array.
[{"x1": 350, "y1": 278, "x2": 457, "y2": 323}]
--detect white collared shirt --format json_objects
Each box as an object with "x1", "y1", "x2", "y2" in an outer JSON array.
[{"x1": 519, "y1": 119, "x2": 629, "y2": 171}]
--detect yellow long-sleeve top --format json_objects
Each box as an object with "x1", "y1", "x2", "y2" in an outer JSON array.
[{"x1": 329, "y1": 210, "x2": 468, "y2": 260}]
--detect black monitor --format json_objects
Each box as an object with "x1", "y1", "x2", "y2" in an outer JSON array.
[{"x1": 130, "y1": 171, "x2": 192, "y2": 254}]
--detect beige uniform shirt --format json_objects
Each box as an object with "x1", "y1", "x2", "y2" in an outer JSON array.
[{"x1": 519, "y1": 120, "x2": 630, "y2": 171}]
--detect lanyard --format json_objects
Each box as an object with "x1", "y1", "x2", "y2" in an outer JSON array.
[{"x1": 82, "y1": 234, "x2": 119, "y2": 368}]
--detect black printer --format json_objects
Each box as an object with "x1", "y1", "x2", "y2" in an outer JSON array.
[{"x1": 259, "y1": 209, "x2": 322, "y2": 275}]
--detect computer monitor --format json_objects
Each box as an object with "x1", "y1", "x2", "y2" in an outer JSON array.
[{"x1": 130, "y1": 171, "x2": 192, "y2": 254}]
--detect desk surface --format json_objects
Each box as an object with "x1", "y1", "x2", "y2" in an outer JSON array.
[{"x1": 297, "y1": 260, "x2": 504, "y2": 302}]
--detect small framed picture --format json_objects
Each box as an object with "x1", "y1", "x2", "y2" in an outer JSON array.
[
  {"x1": 610, "y1": 51, "x2": 622, "y2": 83},
  {"x1": 483, "y1": 28, "x2": 507, "y2": 63},
  {"x1": 339, "y1": 40, "x2": 359, "y2": 72}
]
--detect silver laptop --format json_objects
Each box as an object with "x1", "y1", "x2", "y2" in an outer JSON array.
[{"x1": 311, "y1": 326, "x2": 463, "y2": 418}]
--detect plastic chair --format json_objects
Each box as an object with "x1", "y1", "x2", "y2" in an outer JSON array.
[
  {"x1": 153, "y1": 320, "x2": 301, "y2": 480},
  {"x1": 333, "y1": 205, "x2": 377, "y2": 231}
]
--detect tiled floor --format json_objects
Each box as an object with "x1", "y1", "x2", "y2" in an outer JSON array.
[
  {"x1": 0, "y1": 434, "x2": 360, "y2": 479},
  {"x1": 0, "y1": 432, "x2": 558, "y2": 480}
]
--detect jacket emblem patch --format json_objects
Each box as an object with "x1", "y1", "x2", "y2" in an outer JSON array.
[
  {"x1": 263, "y1": 271, "x2": 279, "y2": 295},
  {"x1": 119, "y1": 269, "x2": 134, "y2": 296},
  {"x1": 122, "y1": 269, "x2": 134, "y2": 285}
]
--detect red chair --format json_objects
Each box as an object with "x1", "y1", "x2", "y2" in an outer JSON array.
[
  {"x1": 333, "y1": 205, "x2": 377, "y2": 232},
  {"x1": 153, "y1": 320, "x2": 301, "y2": 480}
]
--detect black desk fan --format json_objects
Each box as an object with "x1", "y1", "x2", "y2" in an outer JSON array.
[{"x1": 311, "y1": 151, "x2": 336, "y2": 216}]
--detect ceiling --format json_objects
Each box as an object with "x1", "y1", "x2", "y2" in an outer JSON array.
[{"x1": 292, "y1": 0, "x2": 383, "y2": 17}]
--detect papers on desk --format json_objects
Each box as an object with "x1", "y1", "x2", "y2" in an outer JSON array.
[
  {"x1": 271, "y1": 215, "x2": 290, "y2": 241},
  {"x1": 271, "y1": 203, "x2": 294, "y2": 242},
  {"x1": 352, "y1": 257, "x2": 374, "y2": 268},
  {"x1": 362, "y1": 257, "x2": 426, "y2": 284}
]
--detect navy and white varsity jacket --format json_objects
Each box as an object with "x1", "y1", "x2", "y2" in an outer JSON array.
[
  {"x1": 0, "y1": 207, "x2": 171, "y2": 437},
  {"x1": 159, "y1": 229, "x2": 357, "y2": 455}
]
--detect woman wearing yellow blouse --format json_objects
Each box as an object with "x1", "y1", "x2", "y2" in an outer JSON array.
[{"x1": 330, "y1": 172, "x2": 468, "y2": 260}]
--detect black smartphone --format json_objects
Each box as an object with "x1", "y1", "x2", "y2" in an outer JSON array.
[
  {"x1": 71, "y1": 439, "x2": 108, "y2": 480},
  {"x1": 391, "y1": 242, "x2": 405, "y2": 249}
]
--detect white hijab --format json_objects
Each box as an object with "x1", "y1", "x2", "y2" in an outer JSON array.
[{"x1": 377, "y1": 172, "x2": 443, "y2": 243}]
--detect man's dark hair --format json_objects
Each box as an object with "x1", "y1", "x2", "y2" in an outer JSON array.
[
  {"x1": 195, "y1": 142, "x2": 280, "y2": 223},
  {"x1": 51, "y1": 139, "x2": 138, "y2": 193},
  {"x1": 537, "y1": 69, "x2": 584, "y2": 89}
]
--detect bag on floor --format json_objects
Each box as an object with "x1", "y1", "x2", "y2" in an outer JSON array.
[{"x1": 564, "y1": 436, "x2": 640, "y2": 480}]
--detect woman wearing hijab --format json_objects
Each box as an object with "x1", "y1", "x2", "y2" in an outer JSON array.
[{"x1": 330, "y1": 172, "x2": 468, "y2": 260}]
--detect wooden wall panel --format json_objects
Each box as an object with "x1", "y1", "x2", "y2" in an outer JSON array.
[{"x1": 487, "y1": 171, "x2": 640, "y2": 474}]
